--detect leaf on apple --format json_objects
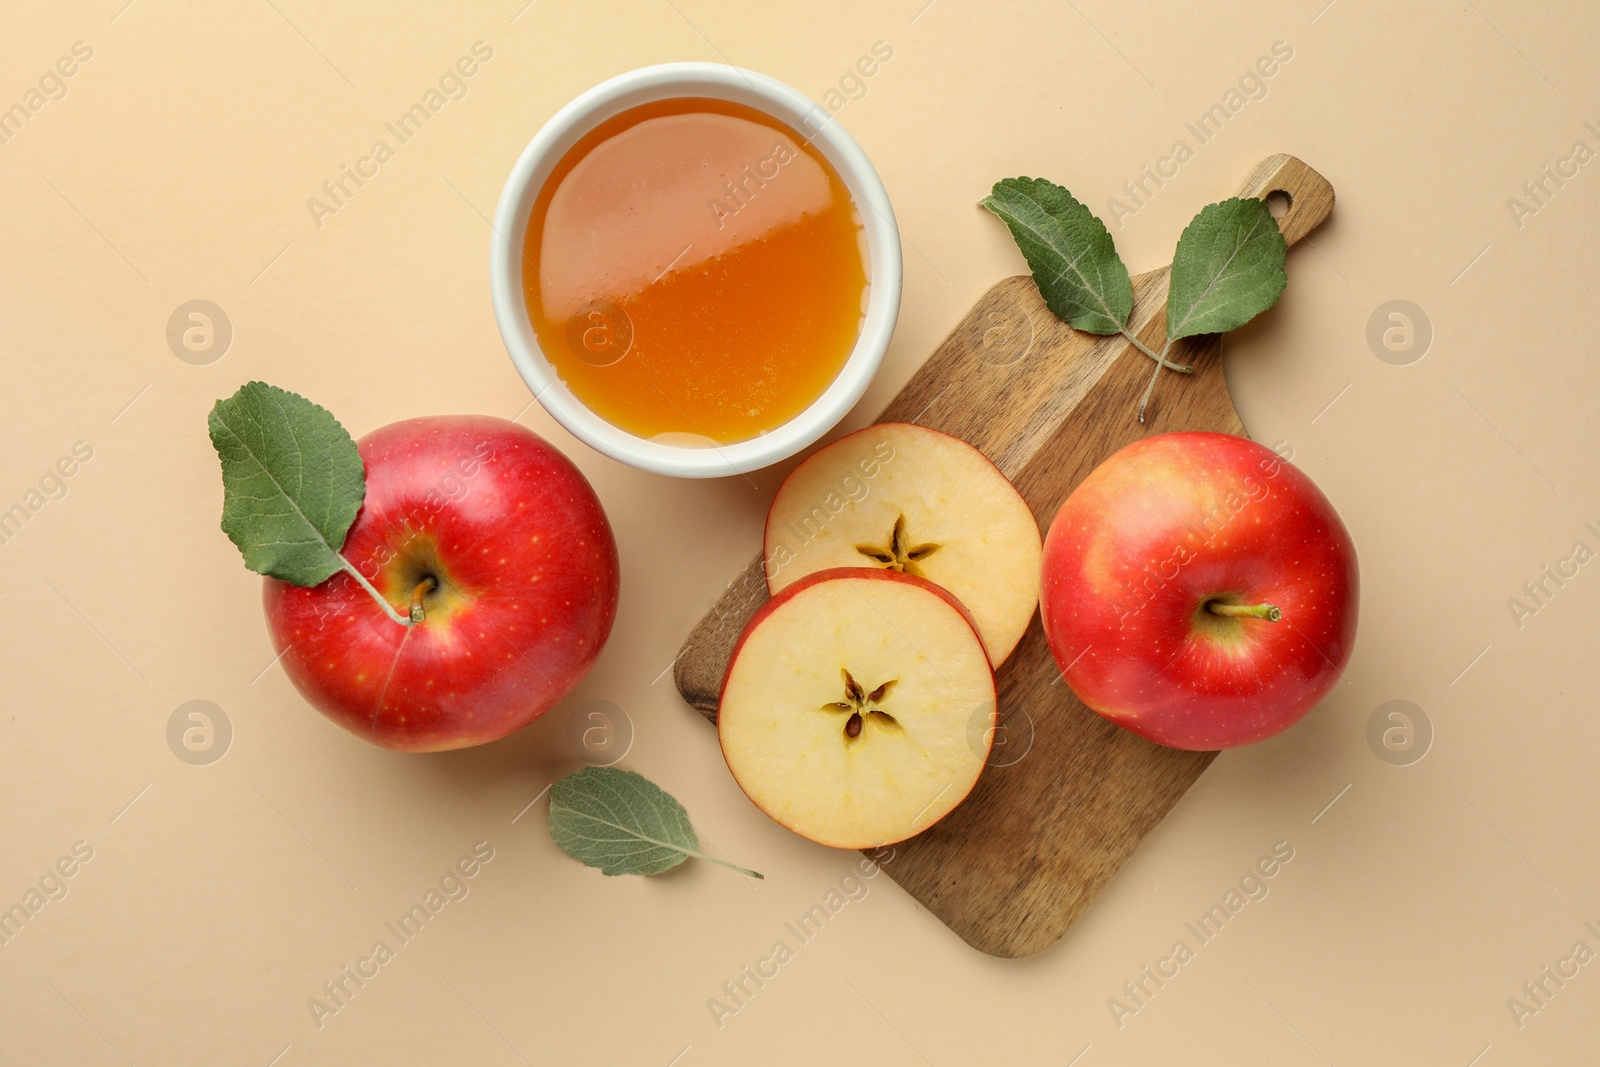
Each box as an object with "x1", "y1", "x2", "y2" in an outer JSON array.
[
  {"x1": 1165, "y1": 196, "x2": 1288, "y2": 342},
  {"x1": 980, "y1": 177, "x2": 1133, "y2": 335},
  {"x1": 548, "y1": 766, "x2": 763, "y2": 879},
  {"x1": 208, "y1": 381, "x2": 366, "y2": 587}
]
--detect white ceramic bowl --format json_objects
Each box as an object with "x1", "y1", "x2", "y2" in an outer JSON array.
[{"x1": 490, "y1": 63, "x2": 902, "y2": 478}]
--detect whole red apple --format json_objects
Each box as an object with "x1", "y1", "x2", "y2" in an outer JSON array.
[
  {"x1": 1040, "y1": 432, "x2": 1357, "y2": 750},
  {"x1": 264, "y1": 416, "x2": 619, "y2": 751}
]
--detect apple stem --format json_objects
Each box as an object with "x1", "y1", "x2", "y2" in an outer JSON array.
[
  {"x1": 408, "y1": 577, "x2": 437, "y2": 624},
  {"x1": 338, "y1": 558, "x2": 415, "y2": 627},
  {"x1": 1207, "y1": 601, "x2": 1283, "y2": 621}
]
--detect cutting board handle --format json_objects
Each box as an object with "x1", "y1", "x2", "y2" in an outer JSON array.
[{"x1": 1236, "y1": 154, "x2": 1334, "y2": 249}]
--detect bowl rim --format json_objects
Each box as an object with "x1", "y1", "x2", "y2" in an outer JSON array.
[{"x1": 489, "y1": 62, "x2": 902, "y2": 478}]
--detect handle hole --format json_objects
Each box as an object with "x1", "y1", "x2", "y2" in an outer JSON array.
[{"x1": 1265, "y1": 190, "x2": 1293, "y2": 218}]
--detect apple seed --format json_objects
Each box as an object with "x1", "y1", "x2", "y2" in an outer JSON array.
[
  {"x1": 854, "y1": 515, "x2": 941, "y2": 578},
  {"x1": 822, "y1": 669, "x2": 901, "y2": 743}
]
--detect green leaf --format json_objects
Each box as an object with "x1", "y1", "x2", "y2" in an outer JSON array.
[
  {"x1": 208, "y1": 381, "x2": 366, "y2": 587},
  {"x1": 980, "y1": 177, "x2": 1132, "y2": 335},
  {"x1": 548, "y1": 766, "x2": 763, "y2": 879},
  {"x1": 1165, "y1": 197, "x2": 1288, "y2": 342}
]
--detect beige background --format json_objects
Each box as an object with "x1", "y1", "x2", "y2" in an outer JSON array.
[{"x1": 2, "y1": 0, "x2": 1596, "y2": 1063}]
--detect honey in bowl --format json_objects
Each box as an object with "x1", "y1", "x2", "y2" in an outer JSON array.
[{"x1": 523, "y1": 98, "x2": 869, "y2": 446}]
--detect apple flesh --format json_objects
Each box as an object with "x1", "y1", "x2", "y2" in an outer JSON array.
[
  {"x1": 264, "y1": 416, "x2": 619, "y2": 752},
  {"x1": 764, "y1": 423, "x2": 1041, "y2": 665},
  {"x1": 1041, "y1": 432, "x2": 1358, "y2": 750},
  {"x1": 719, "y1": 568, "x2": 996, "y2": 849}
]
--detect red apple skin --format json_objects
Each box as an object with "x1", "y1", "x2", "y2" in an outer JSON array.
[
  {"x1": 1040, "y1": 432, "x2": 1358, "y2": 750},
  {"x1": 263, "y1": 416, "x2": 619, "y2": 752}
]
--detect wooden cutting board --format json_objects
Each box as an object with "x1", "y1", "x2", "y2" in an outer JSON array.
[{"x1": 674, "y1": 155, "x2": 1335, "y2": 958}]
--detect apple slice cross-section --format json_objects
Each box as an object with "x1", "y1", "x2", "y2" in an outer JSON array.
[
  {"x1": 719, "y1": 568, "x2": 997, "y2": 850},
  {"x1": 763, "y1": 423, "x2": 1042, "y2": 666}
]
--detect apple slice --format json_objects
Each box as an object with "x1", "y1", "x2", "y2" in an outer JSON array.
[
  {"x1": 764, "y1": 423, "x2": 1041, "y2": 666},
  {"x1": 719, "y1": 567, "x2": 996, "y2": 850}
]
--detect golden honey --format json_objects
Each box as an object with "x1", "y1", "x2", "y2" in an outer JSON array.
[{"x1": 523, "y1": 98, "x2": 868, "y2": 445}]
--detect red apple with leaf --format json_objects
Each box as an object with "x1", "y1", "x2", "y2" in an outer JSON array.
[
  {"x1": 209, "y1": 383, "x2": 619, "y2": 751},
  {"x1": 984, "y1": 176, "x2": 1357, "y2": 746}
]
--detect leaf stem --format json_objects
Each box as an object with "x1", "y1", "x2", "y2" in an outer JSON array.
[
  {"x1": 339, "y1": 558, "x2": 413, "y2": 627},
  {"x1": 1137, "y1": 339, "x2": 1180, "y2": 423},
  {"x1": 691, "y1": 850, "x2": 765, "y2": 879},
  {"x1": 1121, "y1": 330, "x2": 1193, "y2": 373}
]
